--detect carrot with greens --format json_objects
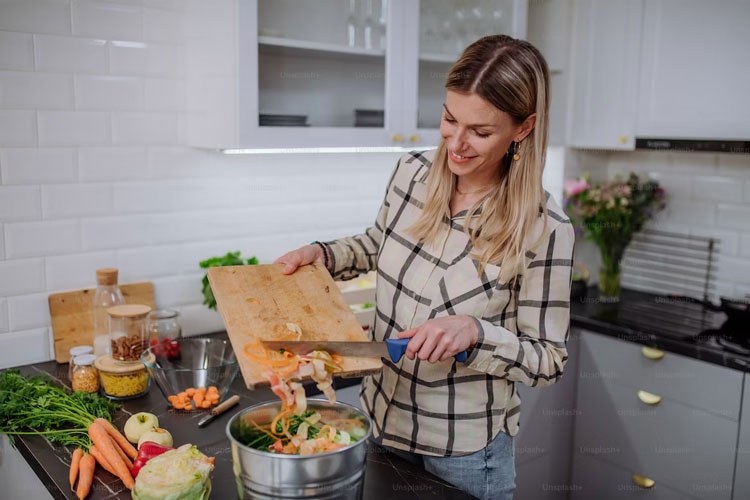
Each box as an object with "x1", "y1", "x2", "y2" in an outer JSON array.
[
  {"x1": 88, "y1": 421, "x2": 134, "y2": 489},
  {"x1": 89, "y1": 445, "x2": 118, "y2": 477},
  {"x1": 69, "y1": 447, "x2": 83, "y2": 491},
  {"x1": 75, "y1": 453, "x2": 96, "y2": 500},
  {"x1": 111, "y1": 434, "x2": 133, "y2": 471},
  {"x1": 92, "y1": 417, "x2": 137, "y2": 460}
]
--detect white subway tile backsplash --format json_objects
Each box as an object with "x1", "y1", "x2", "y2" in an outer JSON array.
[
  {"x1": 668, "y1": 151, "x2": 719, "y2": 173},
  {"x1": 144, "y1": 0, "x2": 186, "y2": 12},
  {"x1": 110, "y1": 40, "x2": 184, "y2": 77},
  {"x1": 650, "y1": 199, "x2": 715, "y2": 227},
  {"x1": 81, "y1": 214, "x2": 152, "y2": 250},
  {"x1": 45, "y1": 251, "x2": 118, "y2": 291},
  {"x1": 0, "y1": 148, "x2": 77, "y2": 184},
  {"x1": 717, "y1": 255, "x2": 750, "y2": 288},
  {"x1": 0, "y1": 224, "x2": 4, "y2": 260},
  {"x1": 34, "y1": 34, "x2": 108, "y2": 73},
  {"x1": 37, "y1": 110, "x2": 109, "y2": 146},
  {"x1": 143, "y1": 7, "x2": 185, "y2": 44},
  {"x1": 0, "y1": 328, "x2": 51, "y2": 369},
  {"x1": 0, "y1": 0, "x2": 71, "y2": 36},
  {"x1": 693, "y1": 175, "x2": 744, "y2": 203},
  {"x1": 75, "y1": 75, "x2": 144, "y2": 111},
  {"x1": 147, "y1": 146, "x2": 223, "y2": 178},
  {"x1": 740, "y1": 234, "x2": 750, "y2": 258},
  {"x1": 0, "y1": 110, "x2": 37, "y2": 146},
  {"x1": 0, "y1": 70, "x2": 73, "y2": 109},
  {"x1": 718, "y1": 153, "x2": 750, "y2": 175},
  {"x1": 42, "y1": 183, "x2": 114, "y2": 219},
  {"x1": 144, "y1": 78, "x2": 185, "y2": 111},
  {"x1": 0, "y1": 31, "x2": 34, "y2": 70},
  {"x1": 72, "y1": 0, "x2": 143, "y2": 41},
  {"x1": 177, "y1": 303, "x2": 224, "y2": 337},
  {"x1": 0, "y1": 298, "x2": 8, "y2": 333},
  {"x1": 717, "y1": 204, "x2": 750, "y2": 231},
  {"x1": 5, "y1": 220, "x2": 81, "y2": 258},
  {"x1": 0, "y1": 258, "x2": 45, "y2": 297},
  {"x1": 111, "y1": 111, "x2": 180, "y2": 145},
  {"x1": 117, "y1": 244, "x2": 203, "y2": 279},
  {"x1": 151, "y1": 274, "x2": 202, "y2": 307},
  {"x1": 0, "y1": 186, "x2": 41, "y2": 222},
  {"x1": 78, "y1": 146, "x2": 147, "y2": 181},
  {"x1": 7, "y1": 293, "x2": 49, "y2": 330},
  {"x1": 688, "y1": 227, "x2": 739, "y2": 257}
]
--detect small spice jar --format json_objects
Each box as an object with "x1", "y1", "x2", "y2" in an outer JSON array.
[
  {"x1": 107, "y1": 304, "x2": 151, "y2": 364},
  {"x1": 71, "y1": 354, "x2": 100, "y2": 393},
  {"x1": 95, "y1": 355, "x2": 150, "y2": 400},
  {"x1": 68, "y1": 345, "x2": 94, "y2": 381}
]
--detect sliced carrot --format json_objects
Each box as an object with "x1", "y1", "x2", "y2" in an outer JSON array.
[
  {"x1": 70, "y1": 447, "x2": 83, "y2": 491},
  {"x1": 200, "y1": 399, "x2": 212, "y2": 408},
  {"x1": 76, "y1": 453, "x2": 96, "y2": 500},
  {"x1": 186, "y1": 387, "x2": 196, "y2": 397},
  {"x1": 93, "y1": 418, "x2": 137, "y2": 460}
]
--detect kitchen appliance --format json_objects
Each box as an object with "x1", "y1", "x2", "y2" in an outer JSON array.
[
  {"x1": 227, "y1": 399, "x2": 372, "y2": 500},
  {"x1": 206, "y1": 263, "x2": 382, "y2": 389},
  {"x1": 262, "y1": 338, "x2": 468, "y2": 363}
]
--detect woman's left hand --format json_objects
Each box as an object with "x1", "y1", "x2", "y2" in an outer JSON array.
[{"x1": 398, "y1": 316, "x2": 478, "y2": 363}]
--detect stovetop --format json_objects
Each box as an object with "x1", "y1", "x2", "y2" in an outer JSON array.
[{"x1": 577, "y1": 289, "x2": 750, "y2": 372}]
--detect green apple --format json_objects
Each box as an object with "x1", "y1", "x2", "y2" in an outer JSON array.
[
  {"x1": 124, "y1": 412, "x2": 159, "y2": 444},
  {"x1": 138, "y1": 427, "x2": 173, "y2": 449}
]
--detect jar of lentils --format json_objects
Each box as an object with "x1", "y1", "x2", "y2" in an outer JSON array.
[{"x1": 71, "y1": 354, "x2": 100, "y2": 393}]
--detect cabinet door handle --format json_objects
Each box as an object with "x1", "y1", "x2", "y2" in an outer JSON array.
[
  {"x1": 408, "y1": 134, "x2": 420, "y2": 143},
  {"x1": 632, "y1": 473, "x2": 655, "y2": 489},
  {"x1": 637, "y1": 390, "x2": 662, "y2": 405},
  {"x1": 641, "y1": 346, "x2": 664, "y2": 361},
  {"x1": 392, "y1": 134, "x2": 404, "y2": 143},
  {"x1": 618, "y1": 135, "x2": 628, "y2": 144}
]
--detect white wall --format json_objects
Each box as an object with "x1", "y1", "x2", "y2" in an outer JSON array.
[{"x1": 0, "y1": 0, "x2": 398, "y2": 369}]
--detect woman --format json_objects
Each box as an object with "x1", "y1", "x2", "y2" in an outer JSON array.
[{"x1": 275, "y1": 35, "x2": 574, "y2": 500}]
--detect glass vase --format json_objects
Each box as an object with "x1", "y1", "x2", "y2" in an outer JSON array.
[{"x1": 598, "y1": 247, "x2": 624, "y2": 303}]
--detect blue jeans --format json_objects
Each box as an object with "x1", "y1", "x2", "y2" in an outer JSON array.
[{"x1": 383, "y1": 431, "x2": 515, "y2": 500}]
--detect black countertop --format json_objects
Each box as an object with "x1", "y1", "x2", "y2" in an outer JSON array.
[
  {"x1": 8, "y1": 333, "x2": 474, "y2": 500},
  {"x1": 571, "y1": 286, "x2": 750, "y2": 372}
]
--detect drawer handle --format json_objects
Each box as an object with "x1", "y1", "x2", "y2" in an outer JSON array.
[
  {"x1": 641, "y1": 346, "x2": 664, "y2": 360},
  {"x1": 632, "y1": 473, "x2": 655, "y2": 489},
  {"x1": 391, "y1": 134, "x2": 404, "y2": 143},
  {"x1": 637, "y1": 390, "x2": 662, "y2": 405}
]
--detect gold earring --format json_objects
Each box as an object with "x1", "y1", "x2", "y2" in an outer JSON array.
[{"x1": 512, "y1": 141, "x2": 521, "y2": 161}]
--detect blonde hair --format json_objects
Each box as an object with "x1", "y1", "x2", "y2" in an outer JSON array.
[{"x1": 410, "y1": 35, "x2": 550, "y2": 281}]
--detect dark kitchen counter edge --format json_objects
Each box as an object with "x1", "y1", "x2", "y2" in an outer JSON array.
[
  {"x1": 570, "y1": 286, "x2": 750, "y2": 373},
  {"x1": 7, "y1": 333, "x2": 476, "y2": 500}
]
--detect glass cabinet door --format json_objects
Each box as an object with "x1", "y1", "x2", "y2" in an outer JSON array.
[
  {"x1": 414, "y1": 0, "x2": 525, "y2": 142},
  {"x1": 257, "y1": 0, "x2": 389, "y2": 132}
]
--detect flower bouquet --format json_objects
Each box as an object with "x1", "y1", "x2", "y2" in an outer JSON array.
[{"x1": 564, "y1": 173, "x2": 665, "y2": 300}]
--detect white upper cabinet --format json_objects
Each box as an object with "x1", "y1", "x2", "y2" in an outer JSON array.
[
  {"x1": 567, "y1": 0, "x2": 750, "y2": 150},
  {"x1": 186, "y1": 0, "x2": 527, "y2": 151},
  {"x1": 636, "y1": 0, "x2": 750, "y2": 140},
  {"x1": 566, "y1": 0, "x2": 643, "y2": 150}
]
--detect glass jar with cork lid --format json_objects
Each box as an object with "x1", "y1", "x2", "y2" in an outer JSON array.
[{"x1": 107, "y1": 304, "x2": 151, "y2": 364}]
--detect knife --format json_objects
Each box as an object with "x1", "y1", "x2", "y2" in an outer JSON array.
[
  {"x1": 197, "y1": 394, "x2": 241, "y2": 428},
  {"x1": 261, "y1": 338, "x2": 468, "y2": 363}
]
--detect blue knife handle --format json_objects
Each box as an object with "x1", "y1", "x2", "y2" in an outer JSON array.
[{"x1": 385, "y1": 338, "x2": 468, "y2": 363}]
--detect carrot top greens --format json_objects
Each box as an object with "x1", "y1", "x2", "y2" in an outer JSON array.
[{"x1": 0, "y1": 369, "x2": 118, "y2": 450}]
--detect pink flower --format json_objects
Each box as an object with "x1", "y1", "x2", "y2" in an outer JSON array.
[{"x1": 564, "y1": 178, "x2": 589, "y2": 196}]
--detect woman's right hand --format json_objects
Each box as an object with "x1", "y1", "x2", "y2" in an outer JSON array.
[{"x1": 274, "y1": 244, "x2": 325, "y2": 275}]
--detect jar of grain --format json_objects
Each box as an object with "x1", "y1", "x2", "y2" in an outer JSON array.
[
  {"x1": 68, "y1": 345, "x2": 94, "y2": 381},
  {"x1": 71, "y1": 354, "x2": 100, "y2": 393},
  {"x1": 107, "y1": 304, "x2": 151, "y2": 364},
  {"x1": 95, "y1": 355, "x2": 150, "y2": 400}
]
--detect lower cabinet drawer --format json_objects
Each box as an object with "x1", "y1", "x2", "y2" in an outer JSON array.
[
  {"x1": 576, "y1": 377, "x2": 736, "y2": 500},
  {"x1": 571, "y1": 453, "x2": 699, "y2": 500}
]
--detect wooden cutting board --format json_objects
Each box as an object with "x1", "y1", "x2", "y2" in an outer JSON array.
[
  {"x1": 207, "y1": 263, "x2": 382, "y2": 389},
  {"x1": 49, "y1": 282, "x2": 155, "y2": 363}
]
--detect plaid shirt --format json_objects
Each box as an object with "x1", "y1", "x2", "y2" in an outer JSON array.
[{"x1": 327, "y1": 150, "x2": 574, "y2": 456}]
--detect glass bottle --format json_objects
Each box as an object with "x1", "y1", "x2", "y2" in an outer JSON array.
[
  {"x1": 93, "y1": 268, "x2": 125, "y2": 357},
  {"x1": 71, "y1": 354, "x2": 100, "y2": 393},
  {"x1": 147, "y1": 309, "x2": 182, "y2": 343}
]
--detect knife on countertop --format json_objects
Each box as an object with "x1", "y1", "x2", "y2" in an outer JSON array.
[
  {"x1": 197, "y1": 394, "x2": 241, "y2": 428},
  {"x1": 261, "y1": 338, "x2": 468, "y2": 363}
]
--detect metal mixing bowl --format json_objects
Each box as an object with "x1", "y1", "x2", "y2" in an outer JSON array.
[{"x1": 227, "y1": 399, "x2": 372, "y2": 499}]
